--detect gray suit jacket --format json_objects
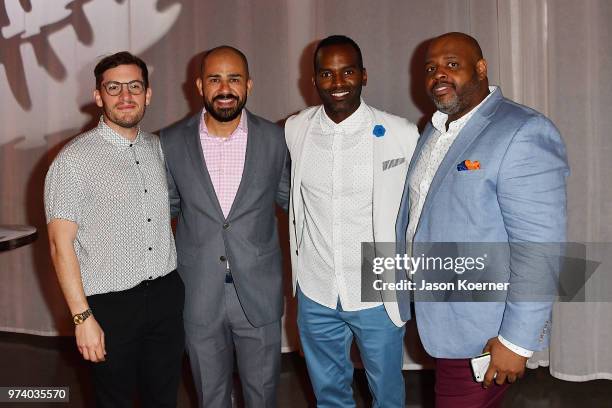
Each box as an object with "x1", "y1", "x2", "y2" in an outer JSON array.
[{"x1": 160, "y1": 110, "x2": 290, "y2": 327}]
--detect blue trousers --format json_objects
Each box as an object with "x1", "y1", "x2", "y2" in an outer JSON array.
[{"x1": 297, "y1": 288, "x2": 406, "y2": 408}]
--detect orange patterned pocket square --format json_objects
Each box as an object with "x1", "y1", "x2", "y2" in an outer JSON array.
[{"x1": 457, "y1": 160, "x2": 481, "y2": 171}]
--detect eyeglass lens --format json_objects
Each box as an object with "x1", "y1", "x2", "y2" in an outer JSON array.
[{"x1": 103, "y1": 81, "x2": 145, "y2": 96}]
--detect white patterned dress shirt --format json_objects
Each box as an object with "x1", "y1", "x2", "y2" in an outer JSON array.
[
  {"x1": 44, "y1": 117, "x2": 177, "y2": 296},
  {"x1": 297, "y1": 101, "x2": 381, "y2": 311}
]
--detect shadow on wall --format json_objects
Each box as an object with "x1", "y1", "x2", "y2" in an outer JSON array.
[
  {"x1": 181, "y1": 50, "x2": 206, "y2": 121},
  {"x1": 298, "y1": 40, "x2": 321, "y2": 110},
  {"x1": 276, "y1": 40, "x2": 322, "y2": 127},
  {"x1": 0, "y1": 0, "x2": 119, "y2": 110},
  {"x1": 409, "y1": 38, "x2": 436, "y2": 132}
]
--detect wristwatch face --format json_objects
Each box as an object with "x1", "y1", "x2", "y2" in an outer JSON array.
[{"x1": 73, "y1": 309, "x2": 90, "y2": 325}]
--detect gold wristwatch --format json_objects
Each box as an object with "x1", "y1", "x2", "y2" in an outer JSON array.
[{"x1": 72, "y1": 308, "x2": 92, "y2": 325}]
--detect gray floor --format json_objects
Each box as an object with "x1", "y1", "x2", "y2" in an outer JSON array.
[{"x1": 0, "y1": 332, "x2": 610, "y2": 407}]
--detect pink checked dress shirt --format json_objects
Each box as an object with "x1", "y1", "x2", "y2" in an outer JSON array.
[{"x1": 199, "y1": 110, "x2": 248, "y2": 218}]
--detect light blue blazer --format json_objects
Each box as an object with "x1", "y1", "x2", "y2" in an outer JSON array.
[{"x1": 395, "y1": 88, "x2": 569, "y2": 358}]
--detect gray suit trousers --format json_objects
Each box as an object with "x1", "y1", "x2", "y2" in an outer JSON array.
[{"x1": 184, "y1": 282, "x2": 281, "y2": 408}]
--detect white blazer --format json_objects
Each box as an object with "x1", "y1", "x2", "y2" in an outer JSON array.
[{"x1": 285, "y1": 103, "x2": 419, "y2": 327}]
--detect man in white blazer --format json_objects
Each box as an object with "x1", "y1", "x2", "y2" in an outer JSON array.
[{"x1": 285, "y1": 35, "x2": 419, "y2": 407}]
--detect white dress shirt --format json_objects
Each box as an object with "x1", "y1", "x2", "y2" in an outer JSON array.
[
  {"x1": 297, "y1": 102, "x2": 381, "y2": 311},
  {"x1": 407, "y1": 86, "x2": 533, "y2": 357}
]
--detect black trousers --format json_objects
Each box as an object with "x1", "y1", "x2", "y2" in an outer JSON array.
[{"x1": 87, "y1": 270, "x2": 185, "y2": 408}]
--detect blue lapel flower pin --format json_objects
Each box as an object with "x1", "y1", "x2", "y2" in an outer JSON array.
[{"x1": 372, "y1": 124, "x2": 386, "y2": 137}]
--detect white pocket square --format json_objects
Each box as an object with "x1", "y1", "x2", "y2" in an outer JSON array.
[{"x1": 382, "y1": 157, "x2": 406, "y2": 171}]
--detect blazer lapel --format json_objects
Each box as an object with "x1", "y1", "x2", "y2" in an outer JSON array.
[
  {"x1": 184, "y1": 112, "x2": 224, "y2": 218},
  {"x1": 226, "y1": 110, "x2": 260, "y2": 220},
  {"x1": 419, "y1": 103, "x2": 496, "y2": 220}
]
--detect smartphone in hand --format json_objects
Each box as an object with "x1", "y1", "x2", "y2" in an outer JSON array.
[{"x1": 470, "y1": 352, "x2": 491, "y2": 382}]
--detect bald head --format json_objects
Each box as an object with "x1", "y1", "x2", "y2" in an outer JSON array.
[
  {"x1": 201, "y1": 45, "x2": 250, "y2": 78},
  {"x1": 429, "y1": 32, "x2": 483, "y2": 63},
  {"x1": 424, "y1": 32, "x2": 489, "y2": 123}
]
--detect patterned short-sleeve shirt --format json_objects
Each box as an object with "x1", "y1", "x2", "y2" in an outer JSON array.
[{"x1": 44, "y1": 117, "x2": 177, "y2": 296}]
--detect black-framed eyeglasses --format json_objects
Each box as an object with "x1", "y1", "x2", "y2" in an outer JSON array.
[{"x1": 102, "y1": 80, "x2": 146, "y2": 96}]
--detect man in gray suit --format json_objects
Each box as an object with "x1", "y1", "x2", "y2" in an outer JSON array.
[{"x1": 160, "y1": 46, "x2": 289, "y2": 408}]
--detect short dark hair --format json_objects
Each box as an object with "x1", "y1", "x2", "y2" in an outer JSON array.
[
  {"x1": 200, "y1": 45, "x2": 250, "y2": 77},
  {"x1": 94, "y1": 51, "x2": 149, "y2": 89},
  {"x1": 314, "y1": 35, "x2": 364, "y2": 71}
]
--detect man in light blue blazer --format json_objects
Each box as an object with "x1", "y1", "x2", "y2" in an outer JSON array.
[{"x1": 396, "y1": 32, "x2": 569, "y2": 407}]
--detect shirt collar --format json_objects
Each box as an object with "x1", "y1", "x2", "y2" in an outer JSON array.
[
  {"x1": 98, "y1": 116, "x2": 142, "y2": 148},
  {"x1": 320, "y1": 98, "x2": 369, "y2": 133},
  {"x1": 432, "y1": 86, "x2": 497, "y2": 134},
  {"x1": 200, "y1": 109, "x2": 248, "y2": 141}
]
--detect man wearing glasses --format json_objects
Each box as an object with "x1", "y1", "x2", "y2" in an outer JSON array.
[{"x1": 45, "y1": 51, "x2": 183, "y2": 408}]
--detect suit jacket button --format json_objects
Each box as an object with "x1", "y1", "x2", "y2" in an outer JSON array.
[
  {"x1": 292, "y1": 220, "x2": 295, "y2": 225},
  {"x1": 295, "y1": 250, "x2": 298, "y2": 256},
  {"x1": 223, "y1": 223, "x2": 230, "y2": 230},
  {"x1": 220, "y1": 255, "x2": 227, "y2": 262}
]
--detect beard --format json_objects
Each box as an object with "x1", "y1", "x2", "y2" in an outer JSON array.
[
  {"x1": 432, "y1": 75, "x2": 481, "y2": 116},
  {"x1": 204, "y1": 93, "x2": 247, "y2": 122},
  {"x1": 433, "y1": 92, "x2": 461, "y2": 115},
  {"x1": 104, "y1": 103, "x2": 145, "y2": 129}
]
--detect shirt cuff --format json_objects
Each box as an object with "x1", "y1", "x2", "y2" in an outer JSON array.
[{"x1": 498, "y1": 335, "x2": 534, "y2": 358}]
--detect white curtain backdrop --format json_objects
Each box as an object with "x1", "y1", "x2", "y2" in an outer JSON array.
[{"x1": 1, "y1": 0, "x2": 610, "y2": 379}]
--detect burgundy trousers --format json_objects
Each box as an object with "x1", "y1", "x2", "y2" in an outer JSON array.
[{"x1": 435, "y1": 358, "x2": 510, "y2": 408}]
